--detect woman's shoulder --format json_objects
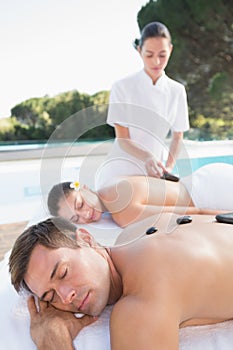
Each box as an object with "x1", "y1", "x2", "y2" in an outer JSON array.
[{"x1": 164, "y1": 74, "x2": 186, "y2": 91}]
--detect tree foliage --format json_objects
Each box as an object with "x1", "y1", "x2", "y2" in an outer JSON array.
[
  {"x1": 138, "y1": 0, "x2": 233, "y2": 139},
  {"x1": 1, "y1": 90, "x2": 112, "y2": 142},
  {"x1": 1, "y1": 1, "x2": 232, "y2": 142}
]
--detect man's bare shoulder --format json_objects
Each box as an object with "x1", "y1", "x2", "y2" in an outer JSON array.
[
  {"x1": 110, "y1": 296, "x2": 152, "y2": 348},
  {"x1": 110, "y1": 295, "x2": 180, "y2": 349}
]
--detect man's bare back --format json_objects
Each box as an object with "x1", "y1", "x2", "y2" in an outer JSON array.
[{"x1": 110, "y1": 214, "x2": 233, "y2": 349}]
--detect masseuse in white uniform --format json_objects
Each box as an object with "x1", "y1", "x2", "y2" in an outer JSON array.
[{"x1": 96, "y1": 22, "x2": 189, "y2": 189}]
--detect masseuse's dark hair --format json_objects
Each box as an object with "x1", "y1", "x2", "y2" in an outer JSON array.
[
  {"x1": 9, "y1": 217, "x2": 78, "y2": 293},
  {"x1": 133, "y1": 21, "x2": 172, "y2": 50}
]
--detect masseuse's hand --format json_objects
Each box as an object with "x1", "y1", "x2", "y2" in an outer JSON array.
[
  {"x1": 27, "y1": 296, "x2": 97, "y2": 350},
  {"x1": 145, "y1": 157, "x2": 166, "y2": 178}
]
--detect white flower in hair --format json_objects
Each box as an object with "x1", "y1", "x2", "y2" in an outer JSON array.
[{"x1": 70, "y1": 181, "x2": 80, "y2": 191}]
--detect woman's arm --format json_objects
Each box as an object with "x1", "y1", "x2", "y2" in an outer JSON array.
[
  {"x1": 198, "y1": 208, "x2": 230, "y2": 215},
  {"x1": 112, "y1": 204, "x2": 224, "y2": 227},
  {"x1": 115, "y1": 124, "x2": 166, "y2": 177},
  {"x1": 165, "y1": 131, "x2": 183, "y2": 172}
]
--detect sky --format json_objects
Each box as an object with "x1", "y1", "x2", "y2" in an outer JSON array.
[{"x1": 0, "y1": 0, "x2": 149, "y2": 119}]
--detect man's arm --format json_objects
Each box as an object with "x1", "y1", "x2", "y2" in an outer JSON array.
[{"x1": 28, "y1": 296, "x2": 96, "y2": 350}]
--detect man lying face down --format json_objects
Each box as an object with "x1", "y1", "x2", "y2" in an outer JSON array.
[{"x1": 9, "y1": 214, "x2": 233, "y2": 350}]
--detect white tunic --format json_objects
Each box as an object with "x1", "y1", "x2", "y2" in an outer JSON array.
[{"x1": 96, "y1": 70, "x2": 189, "y2": 189}]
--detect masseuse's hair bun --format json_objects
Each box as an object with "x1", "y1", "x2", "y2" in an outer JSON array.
[{"x1": 133, "y1": 38, "x2": 140, "y2": 50}]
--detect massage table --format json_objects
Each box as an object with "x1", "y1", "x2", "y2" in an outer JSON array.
[{"x1": 1, "y1": 213, "x2": 233, "y2": 349}]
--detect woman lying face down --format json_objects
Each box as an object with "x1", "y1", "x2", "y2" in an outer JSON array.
[
  {"x1": 47, "y1": 166, "x2": 230, "y2": 227},
  {"x1": 47, "y1": 178, "x2": 184, "y2": 227}
]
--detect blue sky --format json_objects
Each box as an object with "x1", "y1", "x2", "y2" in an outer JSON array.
[{"x1": 0, "y1": 0, "x2": 148, "y2": 118}]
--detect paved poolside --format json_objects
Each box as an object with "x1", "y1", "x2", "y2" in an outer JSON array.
[{"x1": 0, "y1": 221, "x2": 28, "y2": 261}]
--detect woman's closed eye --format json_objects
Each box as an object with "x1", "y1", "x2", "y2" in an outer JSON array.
[{"x1": 76, "y1": 200, "x2": 83, "y2": 210}]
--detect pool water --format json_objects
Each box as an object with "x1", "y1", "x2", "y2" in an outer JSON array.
[{"x1": 175, "y1": 154, "x2": 233, "y2": 177}]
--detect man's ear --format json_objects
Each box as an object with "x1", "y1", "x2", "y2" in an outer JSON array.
[{"x1": 74, "y1": 228, "x2": 97, "y2": 247}]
